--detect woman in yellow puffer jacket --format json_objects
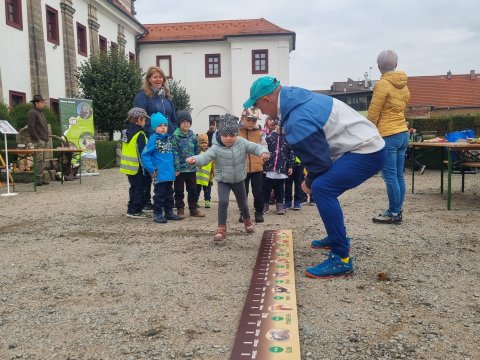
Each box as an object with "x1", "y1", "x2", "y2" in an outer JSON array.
[{"x1": 368, "y1": 50, "x2": 410, "y2": 224}]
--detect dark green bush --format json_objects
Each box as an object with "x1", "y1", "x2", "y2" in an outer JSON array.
[
  {"x1": 0, "y1": 101, "x2": 10, "y2": 123},
  {"x1": 408, "y1": 115, "x2": 480, "y2": 137},
  {"x1": 96, "y1": 140, "x2": 119, "y2": 169}
]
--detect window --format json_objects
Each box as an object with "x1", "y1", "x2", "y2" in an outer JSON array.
[
  {"x1": 5, "y1": 0, "x2": 23, "y2": 30},
  {"x1": 76, "y1": 22, "x2": 87, "y2": 56},
  {"x1": 9, "y1": 90, "x2": 26, "y2": 108},
  {"x1": 99, "y1": 35, "x2": 107, "y2": 52},
  {"x1": 205, "y1": 54, "x2": 221, "y2": 78},
  {"x1": 50, "y1": 98, "x2": 59, "y2": 117},
  {"x1": 156, "y1": 55, "x2": 172, "y2": 78},
  {"x1": 46, "y1": 5, "x2": 59, "y2": 45},
  {"x1": 129, "y1": 52, "x2": 136, "y2": 62},
  {"x1": 252, "y1": 50, "x2": 268, "y2": 74}
]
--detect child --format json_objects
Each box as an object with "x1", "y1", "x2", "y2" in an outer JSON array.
[
  {"x1": 120, "y1": 107, "x2": 149, "y2": 219},
  {"x1": 171, "y1": 110, "x2": 205, "y2": 218},
  {"x1": 284, "y1": 155, "x2": 306, "y2": 210},
  {"x1": 141, "y1": 112, "x2": 184, "y2": 224},
  {"x1": 239, "y1": 107, "x2": 265, "y2": 223},
  {"x1": 263, "y1": 125, "x2": 295, "y2": 215},
  {"x1": 196, "y1": 133, "x2": 214, "y2": 208},
  {"x1": 186, "y1": 114, "x2": 270, "y2": 243}
]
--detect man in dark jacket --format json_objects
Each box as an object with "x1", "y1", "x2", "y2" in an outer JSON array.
[{"x1": 27, "y1": 95, "x2": 50, "y2": 185}]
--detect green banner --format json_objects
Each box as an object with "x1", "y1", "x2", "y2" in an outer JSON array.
[{"x1": 59, "y1": 98, "x2": 99, "y2": 175}]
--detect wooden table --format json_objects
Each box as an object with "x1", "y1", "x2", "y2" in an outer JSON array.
[
  {"x1": 409, "y1": 142, "x2": 480, "y2": 210},
  {"x1": 6, "y1": 148, "x2": 83, "y2": 192}
]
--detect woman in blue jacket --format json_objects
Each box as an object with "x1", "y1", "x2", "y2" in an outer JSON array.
[{"x1": 134, "y1": 66, "x2": 178, "y2": 210}]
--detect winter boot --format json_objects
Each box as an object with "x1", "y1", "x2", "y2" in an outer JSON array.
[
  {"x1": 165, "y1": 209, "x2": 184, "y2": 221},
  {"x1": 214, "y1": 224, "x2": 227, "y2": 244},
  {"x1": 190, "y1": 208, "x2": 206, "y2": 217},
  {"x1": 263, "y1": 203, "x2": 270, "y2": 215},
  {"x1": 276, "y1": 203, "x2": 286, "y2": 215},
  {"x1": 177, "y1": 208, "x2": 185, "y2": 218},
  {"x1": 244, "y1": 218, "x2": 255, "y2": 233},
  {"x1": 153, "y1": 210, "x2": 167, "y2": 224},
  {"x1": 254, "y1": 211, "x2": 264, "y2": 223}
]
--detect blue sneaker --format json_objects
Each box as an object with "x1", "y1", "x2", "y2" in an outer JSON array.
[
  {"x1": 293, "y1": 200, "x2": 301, "y2": 210},
  {"x1": 305, "y1": 252, "x2": 354, "y2": 278},
  {"x1": 283, "y1": 202, "x2": 292, "y2": 210},
  {"x1": 310, "y1": 236, "x2": 350, "y2": 250}
]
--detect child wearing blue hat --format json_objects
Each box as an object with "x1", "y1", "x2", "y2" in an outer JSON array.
[{"x1": 141, "y1": 112, "x2": 183, "y2": 224}]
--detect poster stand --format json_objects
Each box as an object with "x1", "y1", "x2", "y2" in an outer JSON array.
[{"x1": 0, "y1": 120, "x2": 18, "y2": 196}]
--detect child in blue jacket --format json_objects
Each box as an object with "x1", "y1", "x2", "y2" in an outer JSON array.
[{"x1": 141, "y1": 113, "x2": 183, "y2": 224}]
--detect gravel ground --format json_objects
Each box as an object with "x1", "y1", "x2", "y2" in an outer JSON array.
[{"x1": 0, "y1": 168, "x2": 479, "y2": 360}]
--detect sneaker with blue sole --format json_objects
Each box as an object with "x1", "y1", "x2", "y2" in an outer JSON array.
[
  {"x1": 311, "y1": 236, "x2": 350, "y2": 250},
  {"x1": 305, "y1": 252, "x2": 354, "y2": 278}
]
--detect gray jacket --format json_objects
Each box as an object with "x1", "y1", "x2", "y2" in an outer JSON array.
[{"x1": 193, "y1": 133, "x2": 268, "y2": 184}]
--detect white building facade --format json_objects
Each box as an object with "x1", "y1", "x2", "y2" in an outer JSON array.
[{"x1": 0, "y1": 0, "x2": 144, "y2": 111}]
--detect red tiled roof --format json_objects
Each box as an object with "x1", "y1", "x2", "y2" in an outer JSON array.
[
  {"x1": 408, "y1": 73, "x2": 480, "y2": 108},
  {"x1": 139, "y1": 18, "x2": 295, "y2": 48}
]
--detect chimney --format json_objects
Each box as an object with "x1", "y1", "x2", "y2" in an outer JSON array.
[
  {"x1": 470, "y1": 70, "x2": 476, "y2": 80},
  {"x1": 447, "y1": 70, "x2": 452, "y2": 79}
]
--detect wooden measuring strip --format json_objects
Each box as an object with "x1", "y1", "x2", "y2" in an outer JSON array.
[{"x1": 230, "y1": 229, "x2": 301, "y2": 360}]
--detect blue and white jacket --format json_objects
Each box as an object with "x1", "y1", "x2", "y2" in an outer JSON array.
[
  {"x1": 141, "y1": 132, "x2": 176, "y2": 183},
  {"x1": 279, "y1": 86, "x2": 384, "y2": 186}
]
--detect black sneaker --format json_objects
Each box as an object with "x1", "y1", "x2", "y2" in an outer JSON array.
[
  {"x1": 126, "y1": 211, "x2": 150, "y2": 219},
  {"x1": 254, "y1": 211, "x2": 264, "y2": 223},
  {"x1": 239, "y1": 214, "x2": 244, "y2": 223},
  {"x1": 143, "y1": 203, "x2": 154, "y2": 212}
]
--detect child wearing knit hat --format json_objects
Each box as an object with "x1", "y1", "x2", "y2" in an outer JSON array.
[
  {"x1": 171, "y1": 110, "x2": 205, "y2": 218},
  {"x1": 141, "y1": 112, "x2": 183, "y2": 224},
  {"x1": 186, "y1": 113, "x2": 270, "y2": 244}
]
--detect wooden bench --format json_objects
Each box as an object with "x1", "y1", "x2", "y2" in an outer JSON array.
[{"x1": 443, "y1": 160, "x2": 480, "y2": 192}]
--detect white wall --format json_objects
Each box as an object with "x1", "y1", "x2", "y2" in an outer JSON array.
[
  {"x1": 0, "y1": 0, "x2": 32, "y2": 103},
  {"x1": 44, "y1": 0, "x2": 65, "y2": 100}
]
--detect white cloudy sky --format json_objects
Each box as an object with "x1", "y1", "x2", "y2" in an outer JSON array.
[{"x1": 135, "y1": 0, "x2": 480, "y2": 90}]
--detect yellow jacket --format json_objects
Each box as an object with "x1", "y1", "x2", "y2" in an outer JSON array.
[{"x1": 367, "y1": 71, "x2": 410, "y2": 137}]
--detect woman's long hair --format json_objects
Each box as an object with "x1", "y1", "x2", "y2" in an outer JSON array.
[{"x1": 142, "y1": 66, "x2": 173, "y2": 100}]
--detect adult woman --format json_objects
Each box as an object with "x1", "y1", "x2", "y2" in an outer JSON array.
[
  {"x1": 133, "y1": 66, "x2": 178, "y2": 210},
  {"x1": 133, "y1": 66, "x2": 177, "y2": 136},
  {"x1": 368, "y1": 50, "x2": 410, "y2": 224}
]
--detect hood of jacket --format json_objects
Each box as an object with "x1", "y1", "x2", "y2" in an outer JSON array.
[
  {"x1": 279, "y1": 86, "x2": 314, "y2": 125},
  {"x1": 381, "y1": 71, "x2": 408, "y2": 89}
]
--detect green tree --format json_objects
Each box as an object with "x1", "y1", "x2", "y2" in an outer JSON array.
[
  {"x1": 169, "y1": 79, "x2": 192, "y2": 112},
  {"x1": 0, "y1": 101, "x2": 10, "y2": 122},
  {"x1": 76, "y1": 49, "x2": 142, "y2": 139}
]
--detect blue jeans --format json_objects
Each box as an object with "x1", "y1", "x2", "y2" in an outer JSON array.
[
  {"x1": 381, "y1": 132, "x2": 409, "y2": 214},
  {"x1": 311, "y1": 148, "x2": 386, "y2": 258}
]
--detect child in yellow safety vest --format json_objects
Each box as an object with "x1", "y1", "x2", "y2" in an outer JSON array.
[
  {"x1": 195, "y1": 133, "x2": 214, "y2": 208},
  {"x1": 120, "y1": 107, "x2": 149, "y2": 219}
]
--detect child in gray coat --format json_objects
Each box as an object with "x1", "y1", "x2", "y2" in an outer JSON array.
[{"x1": 186, "y1": 114, "x2": 269, "y2": 243}]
